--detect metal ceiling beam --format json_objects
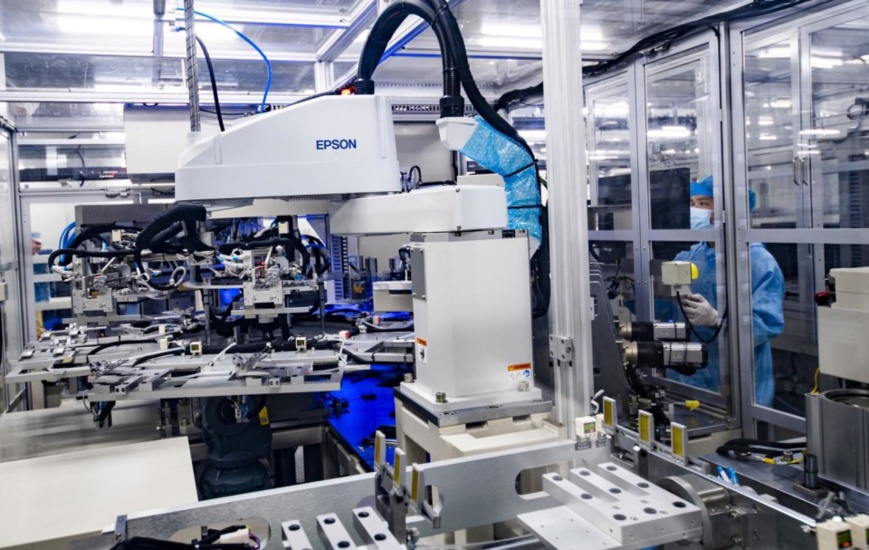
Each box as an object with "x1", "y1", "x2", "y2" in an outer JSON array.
[
  {"x1": 0, "y1": 43, "x2": 317, "y2": 63},
  {"x1": 0, "y1": 90, "x2": 313, "y2": 105},
  {"x1": 316, "y1": 0, "x2": 377, "y2": 63},
  {"x1": 0, "y1": 90, "x2": 466, "y2": 105},
  {"x1": 391, "y1": 47, "x2": 543, "y2": 61},
  {"x1": 187, "y1": 9, "x2": 352, "y2": 29}
]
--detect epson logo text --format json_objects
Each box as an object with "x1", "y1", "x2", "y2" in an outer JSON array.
[{"x1": 316, "y1": 139, "x2": 357, "y2": 151}]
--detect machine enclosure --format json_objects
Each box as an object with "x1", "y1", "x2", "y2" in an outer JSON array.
[
  {"x1": 410, "y1": 230, "x2": 534, "y2": 399},
  {"x1": 806, "y1": 390, "x2": 869, "y2": 490},
  {"x1": 329, "y1": 184, "x2": 508, "y2": 236},
  {"x1": 818, "y1": 267, "x2": 869, "y2": 385},
  {"x1": 175, "y1": 95, "x2": 401, "y2": 203}
]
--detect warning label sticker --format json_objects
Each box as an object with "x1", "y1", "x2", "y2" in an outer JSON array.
[
  {"x1": 508, "y1": 362, "x2": 532, "y2": 381},
  {"x1": 416, "y1": 337, "x2": 427, "y2": 364}
]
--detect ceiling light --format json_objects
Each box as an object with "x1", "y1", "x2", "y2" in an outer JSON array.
[
  {"x1": 770, "y1": 99, "x2": 792, "y2": 109},
  {"x1": 648, "y1": 126, "x2": 692, "y2": 139},
  {"x1": 518, "y1": 129, "x2": 547, "y2": 142},
  {"x1": 810, "y1": 56, "x2": 843, "y2": 69},
  {"x1": 582, "y1": 41, "x2": 610, "y2": 52},
  {"x1": 758, "y1": 116, "x2": 774, "y2": 126},
  {"x1": 594, "y1": 102, "x2": 629, "y2": 118},
  {"x1": 757, "y1": 46, "x2": 790, "y2": 59},
  {"x1": 799, "y1": 129, "x2": 841, "y2": 136},
  {"x1": 55, "y1": 15, "x2": 153, "y2": 36},
  {"x1": 477, "y1": 22, "x2": 605, "y2": 51},
  {"x1": 354, "y1": 30, "x2": 370, "y2": 44},
  {"x1": 759, "y1": 134, "x2": 777, "y2": 141},
  {"x1": 475, "y1": 36, "x2": 542, "y2": 50},
  {"x1": 55, "y1": 0, "x2": 139, "y2": 16},
  {"x1": 479, "y1": 23, "x2": 541, "y2": 39}
]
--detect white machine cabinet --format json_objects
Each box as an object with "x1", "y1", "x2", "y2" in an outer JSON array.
[
  {"x1": 409, "y1": 230, "x2": 535, "y2": 400},
  {"x1": 819, "y1": 267, "x2": 869, "y2": 385}
]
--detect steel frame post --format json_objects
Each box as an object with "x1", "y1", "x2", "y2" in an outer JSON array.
[{"x1": 541, "y1": 0, "x2": 592, "y2": 434}]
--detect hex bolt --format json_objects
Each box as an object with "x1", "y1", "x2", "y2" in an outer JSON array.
[
  {"x1": 435, "y1": 392, "x2": 447, "y2": 403},
  {"x1": 404, "y1": 373, "x2": 414, "y2": 383}
]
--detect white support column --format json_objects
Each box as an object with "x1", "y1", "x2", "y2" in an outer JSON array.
[
  {"x1": 540, "y1": 0, "x2": 592, "y2": 436},
  {"x1": 314, "y1": 61, "x2": 335, "y2": 92}
]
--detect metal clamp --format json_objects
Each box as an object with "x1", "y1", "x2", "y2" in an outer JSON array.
[{"x1": 549, "y1": 335, "x2": 574, "y2": 368}]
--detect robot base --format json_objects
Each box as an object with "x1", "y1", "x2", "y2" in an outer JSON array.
[
  {"x1": 397, "y1": 380, "x2": 545, "y2": 418},
  {"x1": 394, "y1": 386, "x2": 564, "y2": 544}
]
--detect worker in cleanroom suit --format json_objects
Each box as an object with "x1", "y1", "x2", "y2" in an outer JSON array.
[{"x1": 663, "y1": 176, "x2": 785, "y2": 408}]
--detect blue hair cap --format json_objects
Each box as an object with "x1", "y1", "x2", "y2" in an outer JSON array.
[
  {"x1": 690, "y1": 174, "x2": 757, "y2": 211},
  {"x1": 689, "y1": 175, "x2": 714, "y2": 198}
]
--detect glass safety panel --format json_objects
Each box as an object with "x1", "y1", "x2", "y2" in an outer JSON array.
[
  {"x1": 3, "y1": 53, "x2": 316, "y2": 96},
  {"x1": 743, "y1": 38, "x2": 802, "y2": 229},
  {"x1": 18, "y1": 139, "x2": 127, "y2": 184},
  {"x1": 3, "y1": 53, "x2": 184, "y2": 93},
  {"x1": 650, "y1": 240, "x2": 728, "y2": 400},
  {"x1": 807, "y1": 13, "x2": 869, "y2": 228},
  {"x1": 587, "y1": 84, "x2": 633, "y2": 230},
  {"x1": 4, "y1": 103, "x2": 125, "y2": 131},
  {"x1": 589, "y1": 240, "x2": 637, "y2": 334},
  {"x1": 645, "y1": 47, "x2": 715, "y2": 230},
  {"x1": 750, "y1": 242, "x2": 815, "y2": 415},
  {"x1": 0, "y1": 133, "x2": 23, "y2": 357}
]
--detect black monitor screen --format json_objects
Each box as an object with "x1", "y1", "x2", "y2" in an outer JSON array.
[
  {"x1": 650, "y1": 167, "x2": 691, "y2": 229},
  {"x1": 596, "y1": 174, "x2": 632, "y2": 206}
]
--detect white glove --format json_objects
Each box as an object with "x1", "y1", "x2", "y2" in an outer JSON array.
[{"x1": 681, "y1": 293, "x2": 719, "y2": 327}]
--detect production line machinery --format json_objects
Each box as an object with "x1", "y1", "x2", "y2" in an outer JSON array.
[
  {"x1": 13, "y1": 91, "x2": 863, "y2": 550},
  {"x1": 79, "y1": 416, "x2": 865, "y2": 550},
  {"x1": 10, "y1": 1, "x2": 869, "y2": 546}
]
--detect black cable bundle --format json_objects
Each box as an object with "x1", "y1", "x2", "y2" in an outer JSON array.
[
  {"x1": 134, "y1": 202, "x2": 210, "y2": 291},
  {"x1": 355, "y1": 0, "x2": 549, "y2": 316},
  {"x1": 195, "y1": 35, "x2": 225, "y2": 132},
  {"x1": 51, "y1": 223, "x2": 141, "y2": 267}
]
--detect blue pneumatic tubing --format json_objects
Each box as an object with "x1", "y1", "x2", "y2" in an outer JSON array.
[{"x1": 176, "y1": 9, "x2": 272, "y2": 113}]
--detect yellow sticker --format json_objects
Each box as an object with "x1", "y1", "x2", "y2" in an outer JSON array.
[
  {"x1": 411, "y1": 467, "x2": 420, "y2": 504},
  {"x1": 603, "y1": 399, "x2": 614, "y2": 428},
  {"x1": 375, "y1": 434, "x2": 383, "y2": 466},
  {"x1": 508, "y1": 362, "x2": 532, "y2": 372},
  {"x1": 639, "y1": 413, "x2": 651, "y2": 444},
  {"x1": 258, "y1": 406, "x2": 270, "y2": 426},
  {"x1": 672, "y1": 424, "x2": 685, "y2": 458}
]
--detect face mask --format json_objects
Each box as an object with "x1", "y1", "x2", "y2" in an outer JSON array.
[{"x1": 690, "y1": 207, "x2": 713, "y2": 230}]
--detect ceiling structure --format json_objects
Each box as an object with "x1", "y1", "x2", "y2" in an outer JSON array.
[{"x1": 0, "y1": 0, "x2": 752, "y2": 104}]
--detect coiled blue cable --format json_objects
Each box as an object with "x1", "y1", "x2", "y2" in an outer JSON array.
[
  {"x1": 176, "y1": 9, "x2": 272, "y2": 113},
  {"x1": 58, "y1": 221, "x2": 76, "y2": 250}
]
